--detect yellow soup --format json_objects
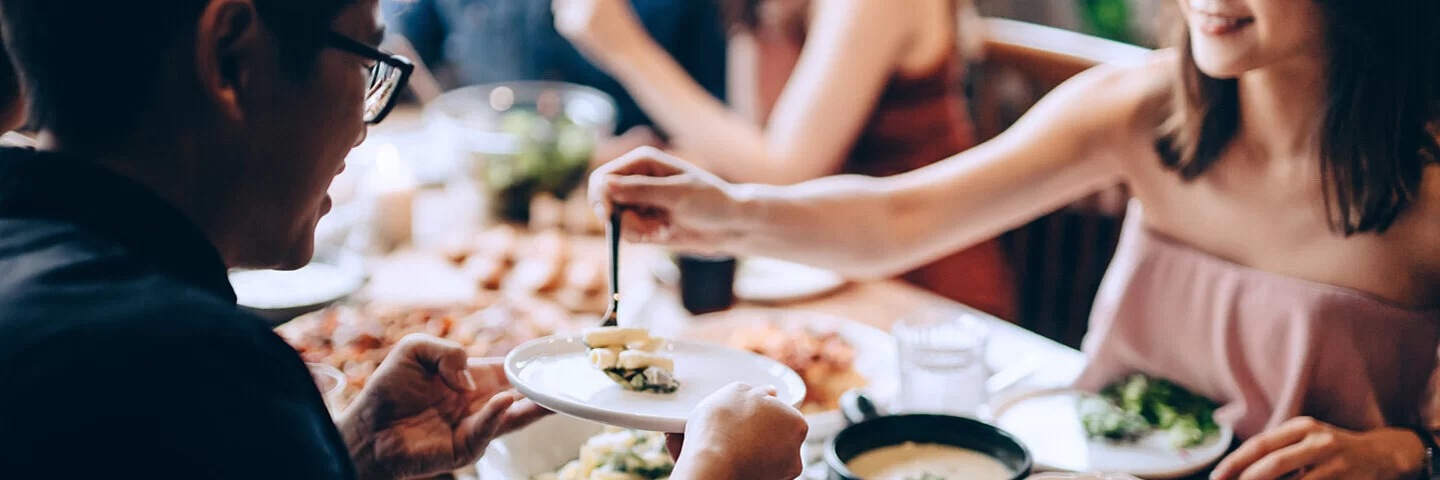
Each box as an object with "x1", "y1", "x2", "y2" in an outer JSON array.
[{"x1": 845, "y1": 443, "x2": 1012, "y2": 480}]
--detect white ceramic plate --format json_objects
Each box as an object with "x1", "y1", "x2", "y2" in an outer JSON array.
[
  {"x1": 651, "y1": 255, "x2": 848, "y2": 304},
  {"x1": 682, "y1": 309, "x2": 899, "y2": 441},
  {"x1": 231, "y1": 262, "x2": 365, "y2": 325},
  {"x1": 505, "y1": 334, "x2": 807, "y2": 433},
  {"x1": 990, "y1": 388, "x2": 1233, "y2": 479}
]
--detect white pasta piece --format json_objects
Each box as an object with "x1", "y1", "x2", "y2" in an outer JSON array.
[
  {"x1": 590, "y1": 472, "x2": 645, "y2": 480},
  {"x1": 583, "y1": 327, "x2": 649, "y2": 348},
  {"x1": 618, "y1": 350, "x2": 673, "y2": 371},
  {"x1": 588, "y1": 347, "x2": 620, "y2": 370},
  {"x1": 625, "y1": 336, "x2": 665, "y2": 353}
]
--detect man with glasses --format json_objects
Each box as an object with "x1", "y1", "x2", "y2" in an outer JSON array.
[{"x1": 0, "y1": 0, "x2": 807, "y2": 478}]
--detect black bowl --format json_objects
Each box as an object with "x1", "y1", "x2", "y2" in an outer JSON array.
[{"x1": 825, "y1": 392, "x2": 1032, "y2": 480}]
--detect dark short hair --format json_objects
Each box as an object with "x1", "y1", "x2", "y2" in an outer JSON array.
[
  {"x1": 0, "y1": 0, "x2": 356, "y2": 146},
  {"x1": 1156, "y1": 0, "x2": 1440, "y2": 235}
]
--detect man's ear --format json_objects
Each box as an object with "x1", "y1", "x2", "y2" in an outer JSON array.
[{"x1": 194, "y1": 0, "x2": 261, "y2": 123}]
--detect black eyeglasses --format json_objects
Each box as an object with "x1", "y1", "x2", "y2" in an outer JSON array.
[{"x1": 326, "y1": 32, "x2": 414, "y2": 125}]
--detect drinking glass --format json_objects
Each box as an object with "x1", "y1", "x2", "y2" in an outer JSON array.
[{"x1": 892, "y1": 308, "x2": 991, "y2": 418}]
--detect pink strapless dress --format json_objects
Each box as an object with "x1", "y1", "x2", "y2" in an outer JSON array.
[{"x1": 1074, "y1": 204, "x2": 1440, "y2": 440}]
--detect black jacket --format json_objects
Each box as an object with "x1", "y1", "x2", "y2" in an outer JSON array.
[{"x1": 0, "y1": 147, "x2": 354, "y2": 479}]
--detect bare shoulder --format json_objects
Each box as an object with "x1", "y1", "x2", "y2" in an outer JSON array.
[{"x1": 1013, "y1": 50, "x2": 1177, "y2": 159}]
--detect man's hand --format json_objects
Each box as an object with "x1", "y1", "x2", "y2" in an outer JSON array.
[
  {"x1": 337, "y1": 334, "x2": 551, "y2": 480},
  {"x1": 666, "y1": 383, "x2": 808, "y2": 480}
]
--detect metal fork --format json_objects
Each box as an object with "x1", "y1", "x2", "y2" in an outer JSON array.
[{"x1": 601, "y1": 211, "x2": 621, "y2": 327}]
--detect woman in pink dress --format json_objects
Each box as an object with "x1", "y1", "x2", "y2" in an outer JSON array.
[{"x1": 588, "y1": 0, "x2": 1440, "y2": 478}]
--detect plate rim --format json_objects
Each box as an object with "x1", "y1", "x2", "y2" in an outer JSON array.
[{"x1": 504, "y1": 333, "x2": 808, "y2": 433}]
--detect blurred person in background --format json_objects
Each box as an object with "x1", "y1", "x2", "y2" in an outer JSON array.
[
  {"x1": 591, "y1": 0, "x2": 1440, "y2": 476},
  {"x1": 0, "y1": 26, "x2": 29, "y2": 146},
  {"x1": 381, "y1": 0, "x2": 728, "y2": 148},
  {"x1": 0, "y1": 0, "x2": 806, "y2": 478},
  {"x1": 554, "y1": 0, "x2": 1015, "y2": 319}
]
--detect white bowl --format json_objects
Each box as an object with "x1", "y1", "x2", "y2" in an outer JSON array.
[{"x1": 478, "y1": 415, "x2": 607, "y2": 479}]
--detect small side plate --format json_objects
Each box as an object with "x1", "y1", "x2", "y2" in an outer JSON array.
[
  {"x1": 231, "y1": 262, "x2": 364, "y2": 325},
  {"x1": 651, "y1": 255, "x2": 847, "y2": 304},
  {"x1": 990, "y1": 388, "x2": 1234, "y2": 479}
]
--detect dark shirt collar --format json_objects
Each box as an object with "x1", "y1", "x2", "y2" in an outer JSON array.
[{"x1": 0, "y1": 147, "x2": 236, "y2": 303}]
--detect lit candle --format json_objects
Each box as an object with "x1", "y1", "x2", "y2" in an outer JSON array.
[{"x1": 367, "y1": 143, "x2": 416, "y2": 252}]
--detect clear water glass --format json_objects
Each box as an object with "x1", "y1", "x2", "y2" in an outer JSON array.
[{"x1": 893, "y1": 308, "x2": 991, "y2": 418}]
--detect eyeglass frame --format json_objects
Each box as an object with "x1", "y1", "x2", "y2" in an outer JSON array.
[{"x1": 325, "y1": 31, "x2": 414, "y2": 125}]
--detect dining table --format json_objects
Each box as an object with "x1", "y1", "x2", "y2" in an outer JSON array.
[
  {"x1": 357, "y1": 103, "x2": 1087, "y2": 391},
  {"x1": 354, "y1": 105, "x2": 1091, "y2": 479}
]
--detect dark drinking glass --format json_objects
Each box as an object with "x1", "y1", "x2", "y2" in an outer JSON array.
[{"x1": 677, "y1": 254, "x2": 737, "y2": 315}]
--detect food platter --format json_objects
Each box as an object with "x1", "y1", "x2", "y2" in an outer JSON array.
[{"x1": 682, "y1": 308, "x2": 899, "y2": 440}]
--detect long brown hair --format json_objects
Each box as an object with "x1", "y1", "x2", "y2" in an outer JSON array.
[{"x1": 1155, "y1": 0, "x2": 1440, "y2": 235}]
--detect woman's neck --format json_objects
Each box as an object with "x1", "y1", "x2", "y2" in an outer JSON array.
[{"x1": 1236, "y1": 56, "x2": 1329, "y2": 160}]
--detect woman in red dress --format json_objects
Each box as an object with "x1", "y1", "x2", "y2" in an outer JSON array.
[{"x1": 554, "y1": 0, "x2": 1014, "y2": 318}]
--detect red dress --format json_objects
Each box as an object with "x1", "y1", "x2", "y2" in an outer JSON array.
[{"x1": 750, "y1": 8, "x2": 1016, "y2": 320}]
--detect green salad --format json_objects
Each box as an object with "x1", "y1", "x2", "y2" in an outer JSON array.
[
  {"x1": 486, "y1": 109, "x2": 595, "y2": 222},
  {"x1": 1079, "y1": 374, "x2": 1220, "y2": 449}
]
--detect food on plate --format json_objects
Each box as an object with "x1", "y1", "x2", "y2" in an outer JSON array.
[
  {"x1": 277, "y1": 297, "x2": 579, "y2": 409},
  {"x1": 461, "y1": 254, "x2": 510, "y2": 291},
  {"x1": 443, "y1": 224, "x2": 520, "y2": 266},
  {"x1": 726, "y1": 322, "x2": 865, "y2": 413},
  {"x1": 844, "y1": 442, "x2": 1014, "y2": 480},
  {"x1": 584, "y1": 327, "x2": 679, "y2": 394},
  {"x1": 442, "y1": 226, "x2": 611, "y2": 316},
  {"x1": 1079, "y1": 374, "x2": 1220, "y2": 449},
  {"x1": 563, "y1": 259, "x2": 605, "y2": 294},
  {"x1": 533, "y1": 428, "x2": 674, "y2": 480}
]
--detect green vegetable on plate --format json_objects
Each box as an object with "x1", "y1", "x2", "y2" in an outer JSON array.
[{"x1": 1079, "y1": 374, "x2": 1220, "y2": 449}]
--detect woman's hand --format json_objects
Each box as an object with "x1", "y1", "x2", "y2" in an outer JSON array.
[
  {"x1": 588, "y1": 147, "x2": 751, "y2": 253},
  {"x1": 337, "y1": 335, "x2": 551, "y2": 480},
  {"x1": 553, "y1": 0, "x2": 657, "y2": 68},
  {"x1": 1210, "y1": 417, "x2": 1426, "y2": 480}
]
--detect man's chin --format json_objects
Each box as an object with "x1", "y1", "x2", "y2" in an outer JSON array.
[{"x1": 273, "y1": 241, "x2": 317, "y2": 271}]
